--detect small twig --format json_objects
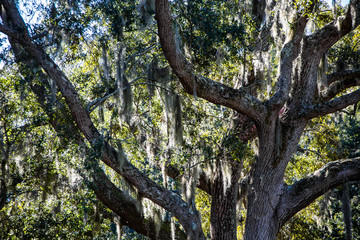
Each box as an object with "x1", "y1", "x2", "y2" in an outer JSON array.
[
  {"x1": 125, "y1": 43, "x2": 158, "y2": 67},
  {"x1": 297, "y1": 146, "x2": 323, "y2": 158},
  {"x1": 87, "y1": 77, "x2": 173, "y2": 113},
  {"x1": 87, "y1": 89, "x2": 120, "y2": 113},
  {"x1": 131, "y1": 82, "x2": 176, "y2": 94}
]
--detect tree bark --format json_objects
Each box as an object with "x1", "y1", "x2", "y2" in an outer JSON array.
[
  {"x1": 243, "y1": 133, "x2": 283, "y2": 240},
  {"x1": 278, "y1": 158, "x2": 360, "y2": 225},
  {"x1": 210, "y1": 160, "x2": 241, "y2": 240},
  {"x1": 342, "y1": 183, "x2": 352, "y2": 240},
  {"x1": 244, "y1": 183, "x2": 281, "y2": 240},
  {"x1": 243, "y1": 113, "x2": 307, "y2": 239}
]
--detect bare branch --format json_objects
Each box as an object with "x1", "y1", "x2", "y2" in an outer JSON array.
[
  {"x1": 87, "y1": 89, "x2": 120, "y2": 112},
  {"x1": 327, "y1": 69, "x2": 360, "y2": 85},
  {"x1": 306, "y1": 0, "x2": 360, "y2": 55},
  {"x1": 278, "y1": 157, "x2": 360, "y2": 225},
  {"x1": 320, "y1": 70, "x2": 360, "y2": 100},
  {"x1": 300, "y1": 88, "x2": 360, "y2": 119},
  {"x1": 154, "y1": 0, "x2": 266, "y2": 122}
]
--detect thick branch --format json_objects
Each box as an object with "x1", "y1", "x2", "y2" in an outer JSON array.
[
  {"x1": 300, "y1": 88, "x2": 360, "y2": 119},
  {"x1": 328, "y1": 69, "x2": 360, "y2": 85},
  {"x1": 306, "y1": 0, "x2": 360, "y2": 54},
  {"x1": 266, "y1": 12, "x2": 310, "y2": 110},
  {"x1": 87, "y1": 160, "x2": 186, "y2": 240},
  {"x1": 154, "y1": 0, "x2": 266, "y2": 122},
  {"x1": 321, "y1": 70, "x2": 360, "y2": 100},
  {"x1": 0, "y1": 1, "x2": 204, "y2": 238},
  {"x1": 8, "y1": 48, "x2": 181, "y2": 239},
  {"x1": 278, "y1": 158, "x2": 360, "y2": 225}
]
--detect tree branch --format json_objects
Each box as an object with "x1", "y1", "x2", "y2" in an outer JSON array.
[
  {"x1": 87, "y1": 158, "x2": 186, "y2": 240},
  {"x1": 0, "y1": 23, "x2": 20, "y2": 38},
  {"x1": 266, "y1": 10, "x2": 310, "y2": 110},
  {"x1": 154, "y1": 0, "x2": 266, "y2": 122},
  {"x1": 86, "y1": 89, "x2": 120, "y2": 112},
  {"x1": 7, "y1": 46, "x2": 181, "y2": 239},
  {"x1": 0, "y1": 1, "x2": 204, "y2": 238},
  {"x1": 306, "y1": 0, "x2": 360, "y2": 55},
  {"x1": 300, "y1": 88, "x2": 360, "y2": 119},
  {"x1": 327, "y1": 69, "x2": 360, "y2": 85},
  {"x1": 163, "y1": 162, "x2": 212, "y2": 195},
  {"x1": 278, "y1": 157, "x2": 360, "y2": 225},
  {"x1": 320, "y1": 70, "x2": 360, "y2": 100}
]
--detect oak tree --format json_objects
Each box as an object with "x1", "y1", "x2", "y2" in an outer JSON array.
[{"x1": 1, "y1": 0, "x2": 360, "y2": 239}]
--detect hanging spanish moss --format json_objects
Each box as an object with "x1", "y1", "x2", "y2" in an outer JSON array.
[
  {"x1": 138, "y1": 0, "x2": 155, "y2": 29},
  {"x1": 181, "y1": 154, "x2": 200, "y2": 208},
  {"x1": 171, "y1": 217, "x2": 176, "y2": 240},
  {"x1": 141, "y1": 197, "x2": 164, "y2": 238},
  {"x1": 116, "y1": 44, "x2": 133, "y2": 126},
  {"x1": 221, "y1": 161, "x2": 233, "y2": 193},
  {"x1": 163, "y1": 92, "x2": 183, "y2": 148},
  {"x1": 147, "y1": 60, "x2": 170, "y2": 98},
  {"x1": 161, "y1": 162, "x2": 168, "y2": 189},
  {"x1": 145, "y1": 131, "x2": 159, "y2": 167},
  {"x1": 116, "y1": 140, "x2": 127, "y2": 172},
  {"x1": 318, "y1": 53, "x2": 328, "y2": 95},
  {"x1": 113, "y1": 215, "x2": 122, "y2": 240},
  {"x1": 67, "y1": 165, "x2": 81, "y2": 189},
  {"x1": 101, "y1": 41, "x2": 111, "y2": 85},
  {"x1": 146, "y1": 60, "x2": 156, "y2": 97}
]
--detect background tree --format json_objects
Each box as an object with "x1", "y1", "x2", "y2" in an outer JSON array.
[{"x1": 1, "y1": 0, "x2": 360, "y2": 239}]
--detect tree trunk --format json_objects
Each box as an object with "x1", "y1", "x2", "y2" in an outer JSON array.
[
  {"x1": 342, "y1": 183, "x2": 352, "y2": 240},
  {"x1": 210, "y1": 160, "x2": 241, "y2": 240},
  {"x1": 242, "y1": 118, "x2": 306, "y2": 240},
  {"x1": 243, "y1": 173, "x2": 282, "y2": 240}
]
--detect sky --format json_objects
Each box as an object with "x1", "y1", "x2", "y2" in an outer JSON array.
[{"x1": 326, "y1": 0, "x2": 350, "y2": 6}]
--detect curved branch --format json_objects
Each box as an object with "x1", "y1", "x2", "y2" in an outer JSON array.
[
  {"x1": 300, "y1": 88, "x2": 360, "y2": 119},
  {"x1": 9, "y1": 47, "x2": 183, "y2": 240},
  {"x1": 278, "y1": 158, "x2": 360, "y2": 225},
  {"x1": 306, "y1": 0, "x2": 360, "y2": 55},
  {"x1": 327, "y1": 69, "x2": 360, "y2": 85},
  {"x1": 154, "y1": 0, "x2": 266, "y2": 122},
  {"x1": 0, "y1": 1, "x2": 204, "y2": 238},
  {"x1": 321, "y1": 70, "x2": 360, "y2": 101},
  {"x1": 87, "y1": 160, "x2": 186, "y2": 240}
]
